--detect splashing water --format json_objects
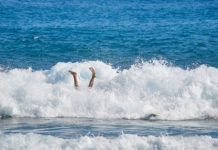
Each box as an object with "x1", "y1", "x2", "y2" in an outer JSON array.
[{"x1": 0, "y1": 60, "x2": 218, "y2": 120}]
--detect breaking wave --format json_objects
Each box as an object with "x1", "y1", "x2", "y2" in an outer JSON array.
[{"x1": 0, "y1": 60, "x2": 218, "y2": 120}]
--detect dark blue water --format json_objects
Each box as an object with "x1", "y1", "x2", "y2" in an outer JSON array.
[{"x1": 1, "y1": 0, "x2": 218, "y2": 69}]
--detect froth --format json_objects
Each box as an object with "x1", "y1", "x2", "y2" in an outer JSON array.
[
  {"x1": 0, "y1": 60, "x2": 218, "y2": 120},
  {"x1": 0, "y1": 133, "x2": 218, "y2": 150}
]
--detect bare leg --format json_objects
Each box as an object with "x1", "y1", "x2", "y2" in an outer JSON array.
[
  {"x1": 88, "y1": 67, "x2": 96, "y2": 88},
  {"x1": 69, "y1": 70, "x2": 79, "y2": 89}
]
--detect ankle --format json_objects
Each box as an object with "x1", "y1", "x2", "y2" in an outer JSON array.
[{"x1": 92, "y1": 74, "x2": 96, "y2": 78}]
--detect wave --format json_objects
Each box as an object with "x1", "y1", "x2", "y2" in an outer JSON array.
[
  {"x1": 0, "y1": 60, "x2": 218, "y2": 120},
  {"x1": 0, "y1": 133, "x2": 217, "y2": 150}
]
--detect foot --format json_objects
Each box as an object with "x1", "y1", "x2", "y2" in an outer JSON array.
[
  {"x1": 89, "y1": 67, "x2": 96, "y2": 77},
  {"x1": 68, "y1": 70, "x2": 77, "y2": 76}
]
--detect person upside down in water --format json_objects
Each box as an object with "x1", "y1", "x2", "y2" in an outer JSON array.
[{"x1": 68, "y1": 67, "x2": 96, "y2": 89}]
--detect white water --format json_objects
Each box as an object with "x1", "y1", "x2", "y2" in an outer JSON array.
[
  {"x1": 0, "y1": 60, "x2": 218, "y2": 120},
  {"x1": 0, "y1": 133, "x2": 218, "y2": 150}
]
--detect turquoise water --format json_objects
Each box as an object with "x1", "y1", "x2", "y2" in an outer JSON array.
[{"x1": 1, "y1": 0, "x2": 218, "y2": 149}]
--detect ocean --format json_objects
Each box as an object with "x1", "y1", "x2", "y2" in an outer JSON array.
[{"x1": 0, "y1": 0, "x2": 218, "y2": 149}]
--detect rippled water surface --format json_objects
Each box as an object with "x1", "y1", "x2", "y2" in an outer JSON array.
[
  {"x1": 1, "y1": 118, "x2": 218, "y2": 138},
  {"x1": 0, "y1": 0, "x2": 218, "y2": 69}
]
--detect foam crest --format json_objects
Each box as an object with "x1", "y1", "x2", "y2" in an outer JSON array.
[
  {"x1": 0, "y1": 60, "x2": 218, "y2": 120},
  {"x1": 0, "y1": 133, "x2": 218, "y2": 150}
]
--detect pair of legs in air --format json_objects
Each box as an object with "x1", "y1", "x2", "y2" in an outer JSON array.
[{"x1": 69, "y1": 67, "x2": 96, "y2": 89}]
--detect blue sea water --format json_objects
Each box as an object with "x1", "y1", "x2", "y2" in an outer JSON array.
[
  {"x1": 0, "y1": 0, "x2": 218, "y2": 149},
  {"x1": 1, "y1": 0, "x2": 218, "y2": 69}
]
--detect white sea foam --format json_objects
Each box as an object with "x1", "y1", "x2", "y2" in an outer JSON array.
[
  {"x1": 0, "y1": 133, "x2": 218, "y2": 150},
  {"x1": 0, "y1": 60, "x2": 218, "y2": 120}
]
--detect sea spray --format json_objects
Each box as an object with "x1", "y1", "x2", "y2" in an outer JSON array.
[
  {"x1": 0, "y1": 133, "x2": 217, "y2": 150},
  {"x1": 0, "y1": 60, "x2": 218, "y2": 120}
]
